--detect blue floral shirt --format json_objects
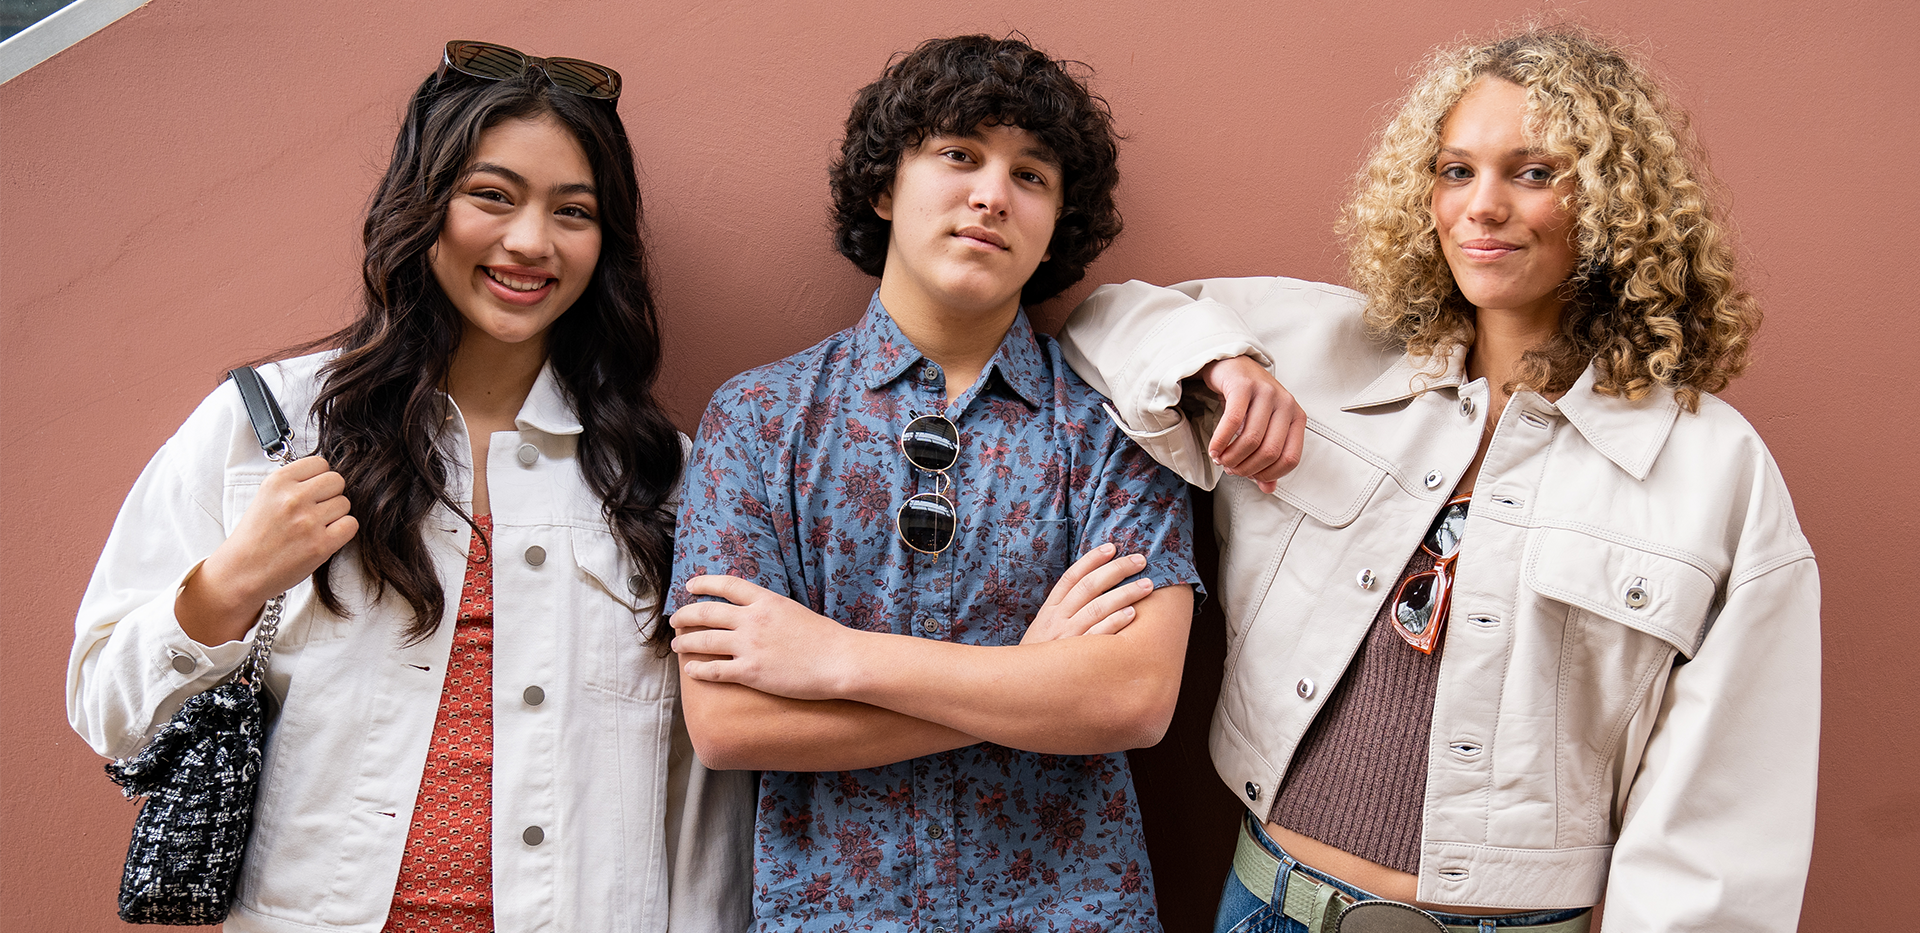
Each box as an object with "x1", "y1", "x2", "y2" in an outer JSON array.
[{"x1": 669, "y1": 295, "x2": 1199, "y2": 931}]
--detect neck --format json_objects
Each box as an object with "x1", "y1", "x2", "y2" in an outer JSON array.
[
  {"x1": 877, "y1": 283, "x2": 1020, "y2": 404},
  {"x1": 1465, "y1": 305, "x2": 1561, "y2": 399},
  {"x1": 446, "y1": 333, "x2": 547, "y2": 424}
]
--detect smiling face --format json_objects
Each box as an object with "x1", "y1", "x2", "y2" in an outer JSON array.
[
  {"x1": 431, "y1": 114, "x2": 601, "y2": 355},
  {"x1": 873, "y1": 122, "x2": 1063, "y2": 326},
  {"x1": 1431, "y1": 78, "x2": 1579, "y2": 326}
]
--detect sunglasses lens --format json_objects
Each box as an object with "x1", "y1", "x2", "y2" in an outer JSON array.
[
  {"x1": 901, "y1": 415, "x2": 960, "y2": 472},
  {"x1": 1424, "y1": 500, "x2": 1468, "y2": 558},
  {"x1": 1393, "y1": 573, "x2": 1436, "y2": 635},
  {"x1": 447, "y1": 41, "x2": 526, "y2": 80},
  {"x1": 544, "y1": 58, "x2": 622, "y2": 99},
  {"x1": 898, "y1": 494, "x2": 957, "y2": 554}
]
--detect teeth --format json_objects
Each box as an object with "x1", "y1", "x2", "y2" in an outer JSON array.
[{"x1": 486, "y1": 268, "x2": 549, "y2": 292}]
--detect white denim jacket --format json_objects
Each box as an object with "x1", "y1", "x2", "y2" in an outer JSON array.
[
  {"x1": 67, "y1": 352, "x2": 752, "y2": 933},
  {"x1": 1059, "y1": 277, "x2": 1819, "y2": 930}
]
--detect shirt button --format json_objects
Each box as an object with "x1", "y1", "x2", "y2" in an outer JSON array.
[
  {"x1": 169, "y1": 654, "x2": 195, "y2": 675},
  {"x1": 928, "y1": 824, "x2": 945, "y2": 839},
  {"x1": 516, "y1": 443, "x2": 539, "y2": 465},
  {"x1": 920, "y1": 615, "x2": 939, "y2": 634},
  {"x1": 1245, "y1": 781, "x2": 1261, "y2": 801},
  {"x1": 1459, "y1": 398, "x2": 1476, "y2": 418},
  {"x1": 525, "y1": 545, "x2": 547, "y2": 567},
  {"x1": 1625, "y1": 579, "x2": 1650, "y2": 609},
  {"x1": 523, "y1": 685, "x2": 545, "y2": 706},
  {"x1": 523, "y1": 825, "x2": 545, "y2": 846},
  {"x1": 918, "y1": 362, "x2": 942, "y2": 385},
  {"x1": 1356, "y1": 568, "x2": 1376, "y2": 589},
  {"x1": 1424, "y1": 470, "x2": 1445, "y2": 489},
  {"x1": 1296, "y1": 677, "x2": 1316, "y2": 699}
]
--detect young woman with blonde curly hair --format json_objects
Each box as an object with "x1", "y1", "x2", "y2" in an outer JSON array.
[{"x1": 1062, "y1": 26, "x2": 1817, "y2": 933}]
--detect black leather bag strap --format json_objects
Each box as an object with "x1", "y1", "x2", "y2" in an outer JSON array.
[{"x1": 227, "y1": 366, "x2": 294, "y2": 462}]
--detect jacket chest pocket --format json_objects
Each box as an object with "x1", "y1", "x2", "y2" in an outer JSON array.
[
  {"x1": 986, "y1": 517, "x2": 1076, "y2": 645},
  {"x1": 569, "y1": 527, "x2": 672, "y2": 701},
  {"x1": 1523, "y1": 527, "x2": 1719, "y2": 755}
]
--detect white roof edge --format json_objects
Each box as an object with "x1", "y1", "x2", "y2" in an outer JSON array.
[{"x1": 0, "y1": 0, "x2": 150, "y2": 86}]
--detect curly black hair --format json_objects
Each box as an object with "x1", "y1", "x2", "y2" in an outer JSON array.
[{"x1": 830, "y1": 35, "x2": 1123, "y2": 306}]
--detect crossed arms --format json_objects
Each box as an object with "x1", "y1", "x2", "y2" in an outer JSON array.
[{"x1": 672, "y1": 546, "x2": 1194, "y2": 772}]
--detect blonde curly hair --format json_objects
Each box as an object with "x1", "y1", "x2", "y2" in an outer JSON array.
[{"x1": 1342, "y1": 26, "x2": 1759, "y2": 410}]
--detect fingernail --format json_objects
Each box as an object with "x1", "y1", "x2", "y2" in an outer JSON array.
[
  {"x1": 1131, "y1": 554, "x2": 1146, "y2": 567},
  {"x1": 1138, "y1": 578, "x2": 1154, "y2": 589}
]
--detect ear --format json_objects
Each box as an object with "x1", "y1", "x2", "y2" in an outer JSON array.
[{"x1": 873, "y1": 189, "x2": 894, "y2": 222}]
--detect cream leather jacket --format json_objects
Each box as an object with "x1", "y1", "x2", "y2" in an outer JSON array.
[
  {"x1": 1060, "y1": 277, "x2": 1819, "y2": 930},
  {"x1": 68, "y1": 352, "x2": 752, "y2": 933}
]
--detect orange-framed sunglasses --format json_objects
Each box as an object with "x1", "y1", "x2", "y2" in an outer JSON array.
[{"x1": 1389, "y1": 494, "x2": 1470, "y2": 654}]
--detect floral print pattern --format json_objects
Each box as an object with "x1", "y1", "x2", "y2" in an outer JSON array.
[{"x1": 670, "y1": 296, "x2": 1198, "y2": 931}]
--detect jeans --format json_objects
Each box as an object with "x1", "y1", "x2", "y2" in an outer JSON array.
[{"x1": 1213, "y1": 815, "x2": 1592, "y2": 933}]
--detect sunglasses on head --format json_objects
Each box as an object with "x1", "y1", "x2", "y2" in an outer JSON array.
[
  {"x1": 1388, "y1": 494, "x2": 1470, "y2": 654},
  {"x1": 437, "y1": 40, "x2": 622, "y2": 101},
  {"x1": 896, "y1": 414, "x2": 961, "y2": 555}
]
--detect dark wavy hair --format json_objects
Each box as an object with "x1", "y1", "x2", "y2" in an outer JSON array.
[
  {"x1": 830, "y1": 34, "x2": 1123, "y2": 305},
  {"x1": 298, "y1": 65, "x2": 680, "y2": 643}
]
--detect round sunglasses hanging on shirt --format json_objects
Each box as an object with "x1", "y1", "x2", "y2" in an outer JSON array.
[
  {"x1": 1388, "y1": 494, "x2": 1470, "y2": 654},
  {"x1": 896, "y1": 414, "x2": 961, "y2": 554}
]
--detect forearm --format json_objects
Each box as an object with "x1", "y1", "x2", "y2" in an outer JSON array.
[
  {"x1": 834, "y1": 585, "x2": 1193, "y2": 754},
  {"x1": 679, "y1": 658, "x2": 979, "y2": 771}
]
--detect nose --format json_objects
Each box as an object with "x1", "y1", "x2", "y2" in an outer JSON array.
[
  {"x1": 500, "y1": 206, "x2": 554, "y2": 260},
  {"x1": 969, "y1": 172, "x2": 1011, "y2": 218},
  {"x1": 1464, "y1": 175, "x2": 1509, "y2": 226}
]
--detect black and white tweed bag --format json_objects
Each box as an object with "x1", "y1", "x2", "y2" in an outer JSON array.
[
  {"x1": 106, "y1": 597, "x2": 281, "y2": 923},
  {"x1": 105, "y1": 366, "x2": 295, "y2": 924}
]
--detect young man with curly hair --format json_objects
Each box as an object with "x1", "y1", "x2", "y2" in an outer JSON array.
[{"x1": 667, "y1": 35, "x2": 1198, "y2": 930}]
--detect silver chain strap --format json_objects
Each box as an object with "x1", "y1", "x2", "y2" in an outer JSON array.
[{"x1": 233, "y1": 593, "x2": 285, "y2": 692}]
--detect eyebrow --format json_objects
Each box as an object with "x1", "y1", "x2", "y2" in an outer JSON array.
[
  {"x1": 467, "y1": 161, "x2": 598, "y2": 198},
  {"x1": 1438, "y1": 145, "x2": 1547, "y2": 160}
]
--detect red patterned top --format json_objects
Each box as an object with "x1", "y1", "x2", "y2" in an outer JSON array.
[{"x1": 383, "y1": 516, "x2": 494, "y2": 932}]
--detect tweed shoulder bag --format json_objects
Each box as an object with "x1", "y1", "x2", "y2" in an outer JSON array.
[{"x1": 105, "y1": 366, "x2": 296, "y2": 924}]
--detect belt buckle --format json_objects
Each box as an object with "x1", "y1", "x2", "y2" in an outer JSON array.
[{"x1": 1335, "y1": 899, "x2": 1449, "y2": 933}]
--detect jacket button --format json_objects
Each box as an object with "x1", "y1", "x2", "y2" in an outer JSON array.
[
  {"x1": 1356, "y1": 568, "x2": 1376, "y2": 589},
  {"x1": 523, "y1": 685, "x2": 545, "y2": 706},
  {"x1": 525, "y1": 545, "x2": 546, "y2": 566},
  {"x1": 1424, "y1": 470, "x2": 1445, "y2": 489},
  {"x1": 1245, "y1": 781, "x2": 1261, "y2": 801},
  {"x1": 169, "y1": 654, "x2": 196, "y2": 675},
  {"x1": 1296, "y1": 677, "x2": 1315, "y2": 699},
  {"x1": 1624, "y1": 579, "x2": 1650, "y2": 609},
  {"x1": 516, "y1": 443, "x2": 539, "y2": 465},
  {"x1": 627, "y1": 573, "x2": 644, "y2": 595},
  {"x1": 523, "y1": 825, "x2": 545, "y2": 846},
  {"x1": 1459, "y1": 398, "x2": 1476, "y2": 418}
]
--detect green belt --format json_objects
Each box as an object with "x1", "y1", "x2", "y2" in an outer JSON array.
[{"x1": 1232, "y1": 820, "x2": 1592, "y2": 933}]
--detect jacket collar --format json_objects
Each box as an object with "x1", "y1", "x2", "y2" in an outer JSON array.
[
  {"x1": 1344, "y1": 346, "x2": 1680, "y2": 480},
  {"x1": 853, "y1": 292, "x2": 1050, "y2": 409},
  {"x1": 513, "y1": 363, "x2": 583, "y2": 436}
]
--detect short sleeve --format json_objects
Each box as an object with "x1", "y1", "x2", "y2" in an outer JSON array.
[
  {"x1": 1075, "y1": 418, "x2": 1205, "y2": 604},
  {"x1": 666, "y1": 378, "x2": 794, "y2": 615}
]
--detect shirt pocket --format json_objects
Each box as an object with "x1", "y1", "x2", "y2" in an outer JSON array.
[
  {"x1": 1268, "y1": 422, "x2": 1387, "y2": 529},
  {"x1": 984, "y1": 517, "x2": 1076, "y2": 645},
  {"x1": 1522, "y1": 527, "x2": 1719, "y2": 780},
  {"x1": 569, "y1": 525, "x2": 672, "y2": 701}
]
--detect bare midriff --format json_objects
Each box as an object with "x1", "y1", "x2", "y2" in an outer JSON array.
[{"x1": 1262, "y1": 820, "x2": 1524, "y2": 917}]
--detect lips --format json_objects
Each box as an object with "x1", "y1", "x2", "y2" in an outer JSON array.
[
  {"x1": 1456, "y1": 238, "x2": 1520, "y2": 261},
  {"x1": 953, "y1": 225, "x2": 1009, "y2": 250},
  {"x1": 483, "y1": 266, "x2": 556, "y2": 304}
]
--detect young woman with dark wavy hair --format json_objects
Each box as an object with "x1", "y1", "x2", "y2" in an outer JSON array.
[
  {"x1": 68, "y1": 41, "x2": 750, "y2": 932},
  {"x1": 1062, "y1": 26, "x2": 1817, "y2": 933}
]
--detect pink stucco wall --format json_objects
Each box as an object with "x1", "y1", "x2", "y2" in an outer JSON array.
[{"x1": 3, "y1": 1, "x2": 1915, "y2": 929}]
